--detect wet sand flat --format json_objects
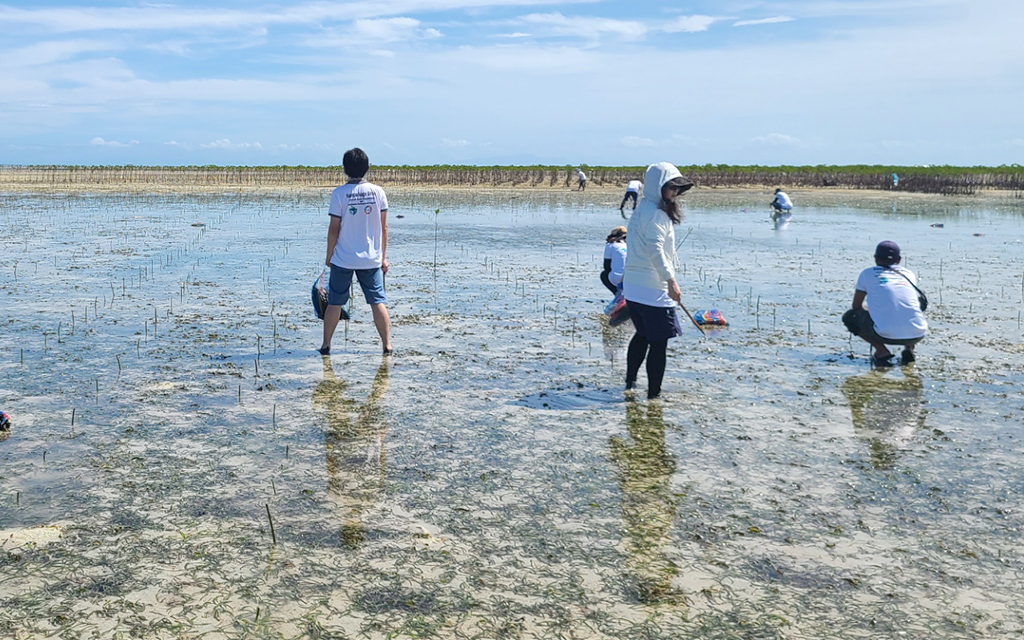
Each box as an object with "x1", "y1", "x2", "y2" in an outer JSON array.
[{"x1": 1, "y1": 188, "x2": 1023, "y2": 638}]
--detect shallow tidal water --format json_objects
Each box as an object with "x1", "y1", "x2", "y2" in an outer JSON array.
[{"x1": 1, "y1": 188, "x2": 1023, "y2": 639}]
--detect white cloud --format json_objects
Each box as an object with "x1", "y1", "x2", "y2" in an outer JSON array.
[
  {"x1": 494, "y1": 32, "x2": 532, "y2": 38},
  {"x1": 441, "y1": 138, "x2": 470, "y2": 148},
  {"x1": 1007, "y1": 139, "x2": 1024, "y2": 148},
  {"x1": 0, "y1": 0, "x2": 577, "y2": 34},
  {"x1": 91, "y1": 136, "x2": 138, "y2": 147},
  {"x1": 619, "y1": 136, "x2": 657, "y2": 148},
  {"x1": 752, "y1": 133, "x2": 802, "y2": 146},
  {"x1": 199, "y1": 139, "x2": 263, "y2": 150},
  {"x1": 274, "y1": 143, "x2": 336, "y2": 151},
  {"x1": 619, "y1": 134, "x2": 700, "y2": 149},
  {"x1": 446, "y1": 43, "x2": 590, "y2": 71},
  {"x1": 518, "y1": 13, "x2": 648, "y2": 40},
  {"x1": 661, "y1": 15, "x2": 717, "y2": 33},
  {"x1": 301, "y1": 17, "x2": 443, "y2": 49},
  {"x1": 165, "y1": 140, "x2": 191, "y2": 149},
  {"x1": 2, "y1": 39, "x2": 117, "y2": 67},
  {"x1": 352, "y1": 17, "x2": 442, "y2": 43},
  {"x1": 733, "y1": 16, "x2": 794, "y2": 27}
]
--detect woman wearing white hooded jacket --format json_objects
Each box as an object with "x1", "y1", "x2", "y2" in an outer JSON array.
[{"x1": 622, "y1": 162, "x2": 693, "y2": 399}]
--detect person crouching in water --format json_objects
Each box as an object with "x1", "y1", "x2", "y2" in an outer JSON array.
[
  {"x1": 842, "y1": 241, "x2": 927, "y2": 366},
  {"x1": 622, "y1": 163, "x2": 693, "y2": 399},
  {"x1": 771, "y1": 188, "x2": 793, "y2": 215},
  {"x1": 601, "y1": 226, "x2": 627, "y2": 296}
]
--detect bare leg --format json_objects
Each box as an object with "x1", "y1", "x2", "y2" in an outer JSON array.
[
  {"x1": 371, "y1": 303, "x2": 392, "y2": 352},
  {"x1": 901, "y1": 344, "x2": 916, "y2": 363},
  {"x1": 866, "y1": 339, "x2": 893, "y2": 360},
  {"x1": 321, "y1": 304, "x2": 344, "y2": 352}
]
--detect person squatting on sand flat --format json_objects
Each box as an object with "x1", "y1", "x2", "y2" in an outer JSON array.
[
  {"x1": 842, "y1": 240, "x2": 928, "y2": 366},
  {"x1": 320, "y1": 148, "x2": 393, "y2": 356},
  {"x1": 601, "y1": 226, "x2": 627, "y2": 296},
  {"x1": 620, "y1": 179, "x2": 642, "y2": 215},
  {"x1": 622, "y1": 162, "x2": 694, "y2": 400}
]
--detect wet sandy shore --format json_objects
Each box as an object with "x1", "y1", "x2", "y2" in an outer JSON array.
[{"x1": 1, "y1": 188, "x2": 1022, "y2": 638}]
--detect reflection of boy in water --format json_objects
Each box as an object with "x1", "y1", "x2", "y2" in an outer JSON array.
[
  {"x1": 841, "y1": 369, "x2": 926, "y2": 469},
  {"x1": 312, "y1": 357, "x2": 390, "y2": 547},
  {"x1": 609, "y1": 401, "x2": 685, "y2": 605}
]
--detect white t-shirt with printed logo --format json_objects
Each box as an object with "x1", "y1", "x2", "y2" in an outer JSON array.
[
  {"x1": 856, "y1": 265, "x2": 927, "y2": 339},
  {"x1": 328, "y1": 181, "x2": 389, "y2": 269}
]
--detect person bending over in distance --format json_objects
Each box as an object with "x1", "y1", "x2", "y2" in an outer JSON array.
[
  {"x1": 575, "y1": 167, "x2": 587, "y2": 191},
  {"x1": 622, "y1": 162, "x2": 693, "y2": 400},
  {"x1": 620, "y1": 179, "x2": 642, "y2": 216},
  {"x1": 842, "y1": 240, "x2": 927, "y2": 366},
  {"x1": 320, "y1": 147, "x2": 393, "y2": 356},
  {"x1": 770, "y1": 188, "x2": 793, "y2": 214},
  {"x1": 601, "y1": 226, "x2": 627, "y2": 296}
]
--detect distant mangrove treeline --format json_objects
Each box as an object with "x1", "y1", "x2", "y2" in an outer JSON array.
[{"x1": 2, "y1": 164, "x2": 1023, "y2": 195}]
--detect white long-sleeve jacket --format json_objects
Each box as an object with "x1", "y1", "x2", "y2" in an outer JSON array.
[{"x1": 623, "y1": 162, "x2": 682, "y2": 307}]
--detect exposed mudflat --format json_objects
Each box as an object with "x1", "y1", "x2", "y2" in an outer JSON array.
[{"x1": 1, "y1": 189, "x2": 1022, "y2": 639}]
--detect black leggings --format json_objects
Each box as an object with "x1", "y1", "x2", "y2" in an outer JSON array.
[
  {"x1": 620, "y1": 191, "x2": 638, "y2": 210},
  {"x1": 626, "y1": 333, "x2": 668, "y2": 398},
  {"x1": 600, "y1": 259, "x2": 617, "y2": 294}
]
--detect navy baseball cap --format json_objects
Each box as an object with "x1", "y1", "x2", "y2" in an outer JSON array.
[{"x1": 874, "y1": 240, "x2": 901, "y2": 264}]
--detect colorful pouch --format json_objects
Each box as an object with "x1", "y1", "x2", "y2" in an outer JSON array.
[{"x1": 693, "y1": 309, "x2": 728, "y2": 325}]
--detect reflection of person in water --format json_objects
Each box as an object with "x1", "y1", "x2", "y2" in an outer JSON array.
[
  {"x1": 841, "y1": 369, "x2": 926, "y2": 469},
  {"x1": 609, "y1": 401, "x2": 685, "y2": 605},
  {"x1": 312, "y1": 356, "x2": 390, "y2": 547},
  {"x1": 601, "y1": 321, "x2": 629, "y2": 364}
]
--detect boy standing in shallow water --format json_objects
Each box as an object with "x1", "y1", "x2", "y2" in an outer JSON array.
[{"x1": 319, "y1": 148, "x2": 393, "y2": 356}]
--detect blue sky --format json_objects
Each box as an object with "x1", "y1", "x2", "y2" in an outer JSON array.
[{"x1": 1, "y1": 0, "x2": 1021, "y2": 166}]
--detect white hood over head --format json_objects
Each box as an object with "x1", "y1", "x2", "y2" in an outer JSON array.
[{"x1": 640, "y1": 162, "x2": 690, "y2": 208}]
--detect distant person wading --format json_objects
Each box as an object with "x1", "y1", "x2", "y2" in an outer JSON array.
[
  {"x1": 620, "y1": 179, "x2": 642, "y2": 216},
  {"x1": 575, "y1": 167, "x2": 587, "y2": 191}
]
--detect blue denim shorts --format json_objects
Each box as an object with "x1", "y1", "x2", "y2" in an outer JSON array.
[{"x1": 328, "y1": 265, "x2": 386, "y2": 306}]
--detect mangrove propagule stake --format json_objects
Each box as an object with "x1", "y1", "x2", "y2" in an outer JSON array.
[{"x1": 265, "y1": 503, "x2": 277, "y2": 545}]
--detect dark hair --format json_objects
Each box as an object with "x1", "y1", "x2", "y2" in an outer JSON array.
[
  {"x1": 343, "y1": 148, "x2": 369, "y2": 179},
  {"x1": 606, "y1": 230, "x2": 626, "y2": 243},
  {"x1": 660, "y1": 184, "x2": 683, "y2": 224}
]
